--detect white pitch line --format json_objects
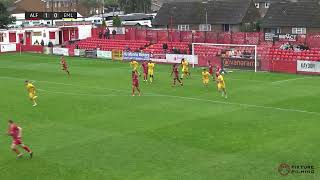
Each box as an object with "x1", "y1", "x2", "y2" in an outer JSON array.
[
  {"x1": 154, "y1": 94, "x2": 320, "y2": 115},
  {"x1": 37, "y1": 88, "x2": 160, "y2": 97},
  {"x1": 271, "y1": 77, "x2": 312, "y2": 84},
  {"x1": 0, "y1": 76, "x2": 128, "y2": 93},
  {"x1": 1, "y1": 75, "x2": 319, "y2": 115}
]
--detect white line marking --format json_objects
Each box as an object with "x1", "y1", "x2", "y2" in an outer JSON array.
[
  {"x1": 1, "y1": 75, "x2": 319, "y2": 115},
  {"x1": 271, "y1": 77, "x2": 312, "y2": 84},
  {"x1": 0, "y1": 76, "x2": 128, "y2": 93},
  {"x1": 155, "y1": 94, "x2": 320, "y2": 115},
  {"x1": 38, "y1": 88, "x2": 159, "y2": 97}
]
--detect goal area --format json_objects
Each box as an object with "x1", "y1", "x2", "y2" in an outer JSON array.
[{"x1": 192, "y1": 43, "x2": 258, "y2": 72}]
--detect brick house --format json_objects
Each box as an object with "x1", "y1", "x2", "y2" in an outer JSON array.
[
  {"x1": 261, "y1": 1, "x2": 320, "y2": 34},
  {"x1": 152, "y1": 0, "x2": 261, "y2": 32},
  {"x1": 10, "y1": 0, "x2": 103, "y2": 17}
]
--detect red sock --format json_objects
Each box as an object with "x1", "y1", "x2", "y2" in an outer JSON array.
[
  {"x1": 12, "y1": 148, "x2": 20, "y2": 154},
  {"x1": 23, "y1": 146, "x2": 31, "y2": 153}
]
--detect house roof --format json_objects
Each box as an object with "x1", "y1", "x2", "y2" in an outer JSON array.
[
  {"x1": 261, "y1": 1, "x2": 320, "y2": 27},
  {"x1": 153, "y1": 0, "x2": 256, "y2": 26}
]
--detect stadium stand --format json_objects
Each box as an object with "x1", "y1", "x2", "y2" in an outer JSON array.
[
  {"x1": 142, "y1": 41, "x2": 190, "y2": 54},
  {"x1": 71, "y1": 38, "x2": 150, "y2": 51}
]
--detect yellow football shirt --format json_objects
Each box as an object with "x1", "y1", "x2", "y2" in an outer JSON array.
[
  {"x1": 148, "y1": 63, "x2": 155, "y2": 71},
  {"x1": 202, "y1": 71, "x2": 210, "y2": 79},
  {"x1": 218, "y1": 75, "x2": 225, "y2": 86},
  {"x1": 130, "y1": 61, "x2": 139, "y2": 70},
  {"x1": 182, "y1": 61, "x2": 189, "y2": 69},
  {"x1": 26, "y1": 83, "x2": 35, "y2": 93}
]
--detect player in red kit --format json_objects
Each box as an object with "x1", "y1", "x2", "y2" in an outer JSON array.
[
  {"x1": 60, "y1": 56, "x2": 70, "y2": 75},
  {"x1": 208, "y1": 61, "x2": 214, "y2": 78},
  {"x1": 132, "y1": 71, "x2": 141, "y2": 96},
  {"x1": 171, "y1": 64, "x2": 183, "y2": 87},
  {"x1": 141, "y1": 61, "x2": 148, "y2": 82},
  {"x1": 7, "y1": 120, "x2": 33, "y2": 159}
]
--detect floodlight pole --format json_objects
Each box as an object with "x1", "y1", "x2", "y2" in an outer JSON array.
[
  {"x1": 202, "y1": 1, "x2": 208, "y2": 30},
  {"x1": 170, "y1": 7, "x2": 176, "y2": 49},
  {"x1": 51, "y1": 0, "x2": 54, "y2": 26}
]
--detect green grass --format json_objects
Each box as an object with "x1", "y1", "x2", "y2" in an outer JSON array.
[{"x1": 0, "y1": 53, "x2": 320, "y2": 180}]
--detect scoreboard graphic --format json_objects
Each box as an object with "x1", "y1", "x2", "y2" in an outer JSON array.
[{"x1": 25, "y1": 12, "x2": 78, "y2": 20}]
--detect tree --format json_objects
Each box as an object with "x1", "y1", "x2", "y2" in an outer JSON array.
[
  {"x1": 101, "y1": 20, "x2": 107, "y2": 27},
  {"x1": 1, "y1": 0, "x2": 14, "y2": 7},
  {"x1": 80, "y1": 0, "x2": 99, "y2": 7},
  {"x1": 0, "y1": 1, "x2": 15, "y2": 28},
  {"x1": 118, "y1": 0, "x2": 151, "y2": 13},
  {"x1": 79, "y1": 0, "x2": 101, "y2": 15},
  {"x1": 105, "y1": 0, "x2": 118, "y2": 7},
  {"x1": 112, "y1": 15, "x2": 122, "y2": 27}
]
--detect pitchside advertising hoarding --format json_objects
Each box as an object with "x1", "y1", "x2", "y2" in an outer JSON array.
[
  {"x1": 0, "y1": 44, "x2": 16, "y2": 52},
  {"x1": 166, "y1": 54, "x2": 199, "y2": 64},
  {"x1": 74, "y1": 49, "x2": 86, "y2": 57},
  {"x1": 297, "y1": 60, "x2": 320, "y2": 73},
  {"x1": 123, "y1": 51, "x2": 150, "y2": 61},
  {"x1": 53, "y1": 47, "x2": 69, "y2": 56},
  {"x1": 150, "y1": 54, "x2": 167, "y2": 63},
  {"x1": 221, "y1": 57, "x2": 257, "y2": 70},
  {"x1": 97, "y1": 50, "x2": 112, "y2": 59}
]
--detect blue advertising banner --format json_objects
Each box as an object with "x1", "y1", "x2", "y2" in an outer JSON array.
[{"x1": 123, "y1": 51, "x2": 150, "y2": 61}]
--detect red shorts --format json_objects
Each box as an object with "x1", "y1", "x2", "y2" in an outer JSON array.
[
  {"x1": 209, "y1": 70, "x2": 213, "y2": 75},
  {"x1": 143, "y1": 69, "x2": 148, "y2": 74},
  {"x1": 132, "y1": 80, "x2": 139, "y2": 87},
  {"x1": 174, "y1": 73, "x2": 179, "y2": 79},
  {"x1": 62, "y1": 66, "x2": 68, "y2": 70},
  {"x1": 12, "y1": 138, "x2": 22, "y2": 145}
]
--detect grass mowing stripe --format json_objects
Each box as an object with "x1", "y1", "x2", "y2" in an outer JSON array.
[{"x1": 1, "y1": 75, "x2": 319, "y2": 115}]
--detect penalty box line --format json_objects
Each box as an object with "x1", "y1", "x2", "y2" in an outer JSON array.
[{"x1": 1, "y1": 75, "x2": 320, "y2": 116}]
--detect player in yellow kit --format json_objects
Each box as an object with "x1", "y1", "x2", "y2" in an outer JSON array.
[
  {"x1": 147, "y1": 60, "x2": 155, "y2": 83},
  {"x1": 181, "y1": 58, "x2": 190, "y2": 79},
  {"x1": 216, "y1": 73, "x2": 227, "y2": 98},
  {"x1": 25, "y1": 80, "x2": 38, "y2": 106},
  {"x1": 202, "y1": 68, "x2": 210, "y2": 87},
  {"x1": 130, "y1": 60, "x2": 140, "y2": 75}
]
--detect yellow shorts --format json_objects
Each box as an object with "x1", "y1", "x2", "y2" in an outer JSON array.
[
  {"x1": 218, "y1": 83, "x2": 225, "y2": 90},
  {"x1": 29, "y1": 92, "x2": 37, "y2": 100},
  {"x1": 182, "y1": 68, "x2": 189, "y2": 73},
  {"x1": 148, "y1": 70, "x2": 154, "y2": 76},
  {"x1": 203, "y1": 79, "x2": 209, "y2": 84},
  {"x1": 133, "y1": 67, "x2": 138, "y2": 71}
]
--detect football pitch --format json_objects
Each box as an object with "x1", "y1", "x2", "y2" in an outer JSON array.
[{"x1": 0, "y1": 53, "x2": 320, "y2": 180}]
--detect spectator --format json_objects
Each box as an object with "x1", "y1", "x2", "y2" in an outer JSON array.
[
  {"x1": 34, "y1": 40, "x2": 40, "y2": 45},
  {"x1": 112, "y1": 29, "x2": 117, "y2": 39},
  {"x1": 48, "y1": 41, "x2": 53, "y2": 47},
  {"x1": 106, "y1": 27, "x2": 110, "y2": 39},
  {"x1": 188, "y1": 44, "x2": 192, "y2": 54},
  {"x1": 163, "y1": 43, "x2": 168, "y2": 53},
  {"x1": 125, "y1": 46, "x2": 131, "y2": 51},
  {"x1": 297, "y1": 44, "x2": 309, "y2": 51},
  {"x1": 75, "y1": 44, "x2": 79, "y2": 49},
  {"x1": 280, "y1": 42, "x2": 293, "y2": 50},
  {"x1": 172, "y1": 47, "x2": 178, "y2": 54},
  {"x1": 40, "y1": 40, "x2": 44, "y2": 46},
  {"x1": 20, "y1": 39, "x2": 24, "y2": 45},
  {"x1": 99, "y1": 31, "x2": 103, "y2": 39}
]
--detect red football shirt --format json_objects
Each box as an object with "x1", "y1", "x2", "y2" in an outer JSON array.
[
  {"x1": 9, "y1": 124, "x2": 20, "y2": 139},
  {"x1": 142, "y1": 62, "x2": 148, "y2": 72}
]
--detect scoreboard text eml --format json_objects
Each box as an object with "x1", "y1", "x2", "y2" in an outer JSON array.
[{"x1": 25, "y1": 12, "x2": 78, "y2": 20}]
